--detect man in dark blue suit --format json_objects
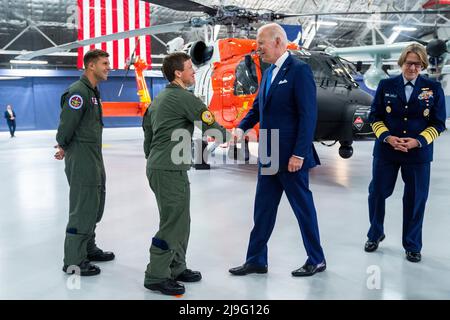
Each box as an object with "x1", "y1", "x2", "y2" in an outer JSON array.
[
  {"x1": 229, "y1": 23, "x2": 326, "y2": 277},
  {"x1": 365, "y1": 43, "x2": 446, "y2": 262}
]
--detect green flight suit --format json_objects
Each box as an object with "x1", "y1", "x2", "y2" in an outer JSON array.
[
  {"x1": 56, "y1": 75, "x2": 106, "y2": 266},
  {"x1": 142, "y1": 83, "x2": 229, "y2": 284}
]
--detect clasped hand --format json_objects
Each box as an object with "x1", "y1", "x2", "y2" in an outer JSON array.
[
  {"x1": 54, "y1": 145, "x2": 65, "y2": 160},
  {"x1": 386, "y1": 136, "x2": 419, "y2": 152}
]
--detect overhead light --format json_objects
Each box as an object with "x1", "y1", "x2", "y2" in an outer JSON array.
[
  {"x1": 314, "y1": 21, "x2": 338, "y2": 26},
  {"x1": 0, "y1": 77, "x2": 24, "y2": 80},
  {"x1": 393, "y1": 25, "x2": 417, "y2": 32},
  {"x1": 10, "y1": 59, "x2": 48, "y2": 65}
]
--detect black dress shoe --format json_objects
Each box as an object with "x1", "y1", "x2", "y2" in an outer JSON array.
[
  {"x1": 87, "y1": 250, "x2": 115, "y2": 262},
  {"x1": 63, "y1": 261, "x2": 101, "y2": 276},
  {"x1": 292, "y1": 261, "x2": 326, "y2": 277},
  {"x1": 364, "y1": 234, "x2": 385, "y2": 252},
  {"x1": 144, "y1": 279, "x2": 185, "y2": 295},
  {"x1": 406, "y1": 251, "x2": 421, "y2": 263},
  {"x1": 175, "y1": 269, "x2": 202, "y2": 282},
  {"x1": 229, "y1": 263, "x2": 268, "y2": 276}
]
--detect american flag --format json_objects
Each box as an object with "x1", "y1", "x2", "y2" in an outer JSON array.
[{"x1": 77, "y1": 0, "x2": 152, "y2": 69}]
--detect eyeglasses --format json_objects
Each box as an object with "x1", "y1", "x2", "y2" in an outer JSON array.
[{"x1": 404, "y1": 61, "x2": 422, "y2": 69}]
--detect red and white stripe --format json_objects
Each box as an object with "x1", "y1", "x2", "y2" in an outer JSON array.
[{"x1": 77, "y1": 0, "x2": 152, "y2": 69}]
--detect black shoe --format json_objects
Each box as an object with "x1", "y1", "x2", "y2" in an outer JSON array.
[
  {"x1": 87, "y1": 250, "x2": 115, "y2": 262},
  {"x1": 63, "y1": 261, "x2": 101, "y2": 276},
  {"x1": 406, "y1": 251, "x2": 421, "y2": 263},
  {"x1": 144, "y1": 279, "x2": 185, "y2": 295},
  {"x1": 229, "y1": 263, "x2": 267, "y2": 276},
  {"x1": 175, "y1": 269, "x2": 202, "y2": 282},
  {"x1": 364, "y1": 234, "x2": 385, "y2": 252},
  {"x1": 291, "y1": 261, "x2": 326, "y2": 277}
]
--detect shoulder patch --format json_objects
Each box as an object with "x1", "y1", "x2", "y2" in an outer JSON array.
[
  {"x1": 68, "y1": 95, "x2": 83, "y2": 110},
  {"x1": 201, "y1": 110, "x2": 215, "y2": 125}
]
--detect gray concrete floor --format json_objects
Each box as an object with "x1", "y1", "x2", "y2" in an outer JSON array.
[{"x1": 1, "y1": 125, "x2": 450, "y2": 300}]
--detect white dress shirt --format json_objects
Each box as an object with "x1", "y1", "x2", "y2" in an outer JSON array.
[
  {"x1": 269, "y1": 51, "x2": 289, "y2": 84},
  {"x1": 403, "y1": 76, "x2": 417, "y2": 102}
]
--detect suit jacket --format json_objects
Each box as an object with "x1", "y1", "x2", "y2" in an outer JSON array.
[
  {"x1": 369, "y1": 74, "x2": 446, "y2": 163},
  {"x1": 4, "y1": 110, "x2": 15, "y2": 122},
  {"x1": 239, "y1": 53, "x2": 320, "y2": 172}
]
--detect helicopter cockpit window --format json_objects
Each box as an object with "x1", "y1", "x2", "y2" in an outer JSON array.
[
  {"x1": 234, "y1": 56, "x2": 259, "y2": 96},
  {"x1": 291, "y1": 51, "x2": 358, "y2": 88}
]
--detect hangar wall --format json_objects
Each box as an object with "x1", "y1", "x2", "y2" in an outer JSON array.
[{"x1": 0, "y1": 70, "x2": 166, "y2": 131}]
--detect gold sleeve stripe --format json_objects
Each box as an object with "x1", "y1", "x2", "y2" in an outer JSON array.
[
  {"x1": 420, "y1": 127, "x2": 439, "y2": 144},
  {"x1": 425, "y1": 128, "x2": 438, "y2": 140},
  {"x1": 371, "y1": 121, "x2": 389, "y2": 138}
]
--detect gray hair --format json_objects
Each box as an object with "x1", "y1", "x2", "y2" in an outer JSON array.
[{"x1": 258, "y1": 23, "x2": 288, "y2": 47}]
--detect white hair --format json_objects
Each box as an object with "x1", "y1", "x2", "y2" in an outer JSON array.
[{"x1": 258, "y1": 23, "x2": 288, "y2": 46}]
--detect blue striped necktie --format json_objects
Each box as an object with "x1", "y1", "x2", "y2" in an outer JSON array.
[{"x1": 265, "y1": 64, "x2": 275, "y2": 97}]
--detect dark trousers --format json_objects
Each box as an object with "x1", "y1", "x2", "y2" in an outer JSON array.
[
  {"x1": 145, "y1": 169, "x2": 191, "y2": 284},
  {"x1": 367, "y1": 157, "x2": 430, "y2": 252},
  {"x1": 245, "y1": 169, "x2": 325, "y2": 266},
  {"x1": 6, "y1": 120, "x2": 15, "y2": 137},
  {"x1": 64, "y1": 169, "x2": 106, "y2": 266}
]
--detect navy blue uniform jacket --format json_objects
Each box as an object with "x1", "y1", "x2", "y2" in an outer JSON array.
[{"x1": 370, "y1": 75, "x2": 446, "y2": 163}]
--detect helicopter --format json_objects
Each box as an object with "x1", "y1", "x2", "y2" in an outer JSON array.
[
  {"x1": 183, "y1": 37, "x2": 374, "y2": 159},
  {"x1": 18, "y1": 1, "x2": 448, "y2": 159}
]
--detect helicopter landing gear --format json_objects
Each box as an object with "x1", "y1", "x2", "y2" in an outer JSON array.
[{"x1": 338, "y1": 141, "x2": 353, "y2": 159}]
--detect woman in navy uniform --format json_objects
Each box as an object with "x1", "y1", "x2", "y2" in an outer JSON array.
[{"x1": 365, "y1": 43, "x2": 446, "y2": 262}]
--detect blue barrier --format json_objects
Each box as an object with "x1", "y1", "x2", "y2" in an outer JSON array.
[{"x1": 0, "y1": 69, "x2": 167, "y2": 131}]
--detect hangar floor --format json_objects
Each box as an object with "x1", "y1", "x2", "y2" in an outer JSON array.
[{"x1": 1, "y1": 124, "x2": 450, "y2": 300}]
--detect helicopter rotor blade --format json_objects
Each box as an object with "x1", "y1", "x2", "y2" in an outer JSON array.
[
  {"x1": 143, "y1": 0, "x2": 217, "y2": 16},
  {"x1": 397, "y1": 33, "x2": 428, "y2": 46},
  {"x1": 282, "y1": 9, "x2": 450, "y2": 17},
  {"x1": 15, "y1": 21, "x2": 190, "y2": 61}
]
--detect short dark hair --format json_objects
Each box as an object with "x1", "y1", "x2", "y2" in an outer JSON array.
[
  {"x1": 162, "y1": 52, "x2": 191, "y2": 82},
  {"x1": 83, "y1": 49, "x2": 109, "y2": 68}
]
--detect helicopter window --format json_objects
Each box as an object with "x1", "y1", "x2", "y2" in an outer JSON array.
[
  {"x1": 234, "y1": 57, "x2": 259, "y2": 96},
  {"x1": 291, "y1": 51, "x2": 357, "y2": 88}
]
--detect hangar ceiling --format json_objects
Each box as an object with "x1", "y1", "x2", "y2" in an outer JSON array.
[{"x1": 0, "y1": 0, "x2": 448, "y2": 68}]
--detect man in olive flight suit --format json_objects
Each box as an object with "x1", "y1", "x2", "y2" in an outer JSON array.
[
  {"x1": 142, "y1": 52, "x2": 230, "y2": 295},
  {"x1": 55, "y1": 49, "x2": 115, "y2": 276}
]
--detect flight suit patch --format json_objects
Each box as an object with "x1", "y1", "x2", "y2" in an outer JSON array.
[
  {"x1": 69, "y1": 95, "x2": 83, "y2": 110},
  {"x1": 201, "y1": 110, "x2": 215, "y2": 125},
  {"x1": 91, "y1": 97, "x2": 98, "y2": 105}
]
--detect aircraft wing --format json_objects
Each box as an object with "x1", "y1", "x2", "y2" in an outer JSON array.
[{"x1": 325, "y1": 42, "x2": 417, "y2": 60}]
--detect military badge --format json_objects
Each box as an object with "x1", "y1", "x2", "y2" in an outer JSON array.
[
  {"x1": 386, "y1": 106, "x2": 392, "y2": 113},
  {"x1": 68, "y1": 95, "x2": 83, "y2": 110},
  {"x1": 91, "y1": 97, "x2": 98, "y2": 105},
  {"x1": 201, "y1": 110, "x2": 215, "y2": 125},
  {"x1": 423, "y1": 108, "x2": 430, "y2": 117},
  {"x1": 418, "y1": 90, "x2": 433, "y2": 100}
]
